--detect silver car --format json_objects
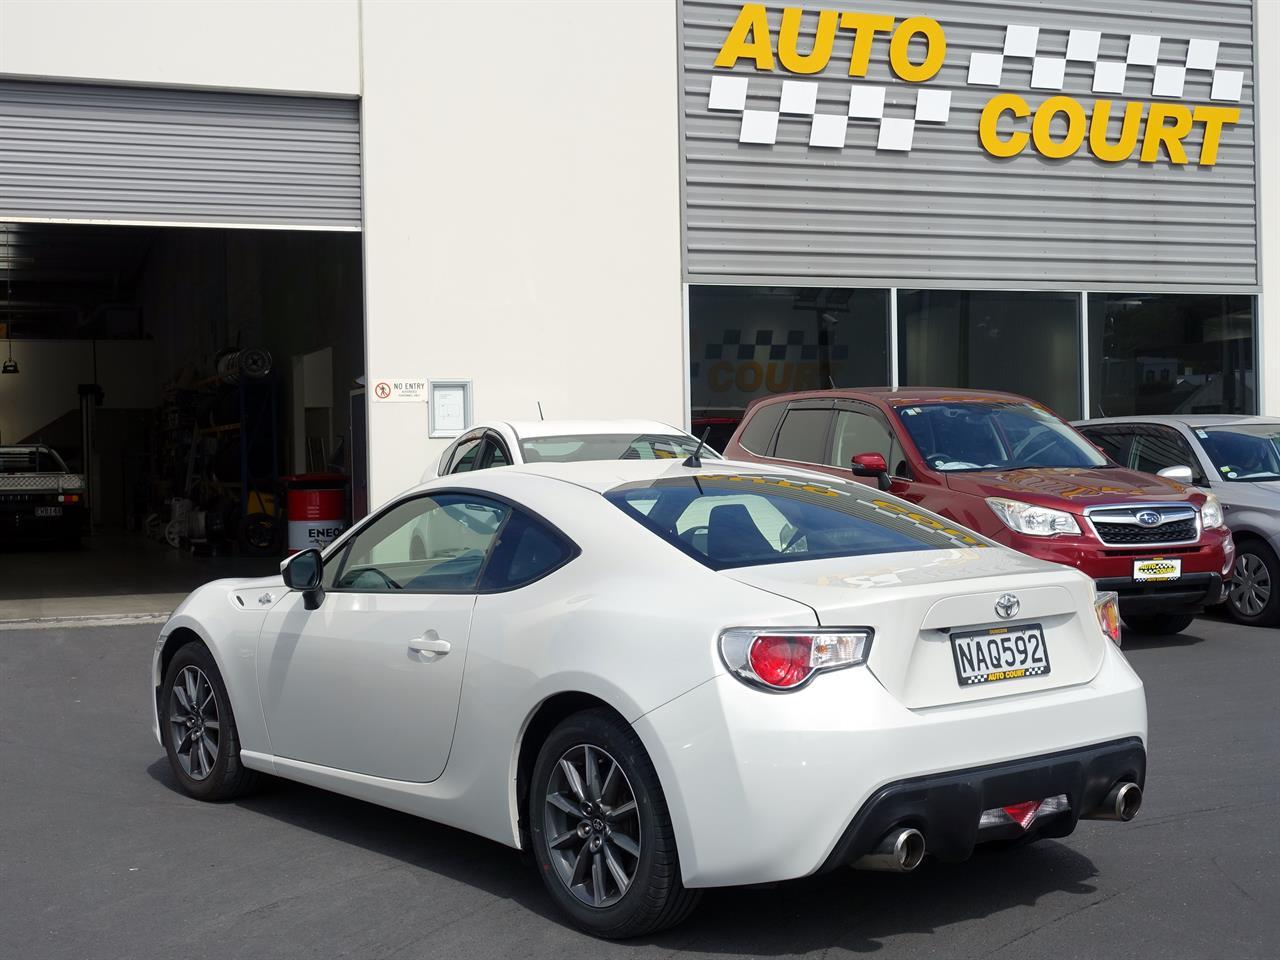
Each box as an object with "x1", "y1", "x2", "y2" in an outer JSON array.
[{"x1": 1074, "y1": 415, "x2": 1280, "y2": 627}]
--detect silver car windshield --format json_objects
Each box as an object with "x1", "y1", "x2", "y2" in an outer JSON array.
[
  {"x1": 520, "y1": 434, "x2": 722, "y2": 463},
  {"x1": 1198, "y1": 425, "x2": 1280, "y2": 482},
  {"x1": 895, "y1": 402, "x2": 1108, "y2": 472}
]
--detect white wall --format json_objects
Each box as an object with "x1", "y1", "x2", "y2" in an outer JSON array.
[
  {"x1": 0, "y1": 0, "x2": 359, "y2": 95},
  {"x1": 360, "y1": 0, "x2": 684, "y2": 505},
  {"x1": 0, "y1": 339, "x2": 158, "y2": 445},
  {"x1": 1259, "y1": 0, "x2": 1280, "y2": 415}
]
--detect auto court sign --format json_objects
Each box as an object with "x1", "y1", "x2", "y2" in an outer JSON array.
[{"x1": 707, "y1": 3, "x2": 1243, "y2": 165}]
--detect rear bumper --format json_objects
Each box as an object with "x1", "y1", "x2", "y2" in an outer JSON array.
[
  {"x1": 0, "y1": 504, "x2": 84, "y2": 541},
  {"x1": 636, "y1": 640, "x2": 1146, "y2": 888},
  {"x1": 1098, "y1": 573, "x2": 1226, "y2": 615},
  {"x1": 818, "y1": 737, "x2": 1145, "y2": 870}
]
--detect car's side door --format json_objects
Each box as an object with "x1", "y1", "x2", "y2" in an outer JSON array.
[{"x1": 257, "y1": 491, "x2": 510, "y2": 782}]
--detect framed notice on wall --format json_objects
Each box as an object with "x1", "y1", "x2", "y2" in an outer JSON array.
[{"x1": 429, "y1": 380, "x2": 472, "y2": 438}]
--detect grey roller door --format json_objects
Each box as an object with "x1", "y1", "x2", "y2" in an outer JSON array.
[
  {"x1": 680, "y1": 0, "x2": 1257, "y2": 288},
  {"x1": 0, "y1": 79, "x2": 360, "y2": 229}
]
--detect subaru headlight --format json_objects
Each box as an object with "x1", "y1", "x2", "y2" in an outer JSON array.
[
  {"x1": 986, "y1": 497, "x2": 1081, "y2": 536},
  {"x1": 1200, "y1": 493, "x2": 1224, "y2": 529}
]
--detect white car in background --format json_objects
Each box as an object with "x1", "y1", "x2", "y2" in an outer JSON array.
[
  {"x1": 422, "y1": 419, "x2": 720, "y2": 480},
  {"x1": 152, "y1": 458, "x2": 1147, "y2": 938}
]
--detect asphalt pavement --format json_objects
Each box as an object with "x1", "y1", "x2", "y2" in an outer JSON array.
[{"x1": 1, "y1": 617, "x2": 1277, "y2": 960}]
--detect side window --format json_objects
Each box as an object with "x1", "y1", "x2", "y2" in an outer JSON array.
[
  {"x1": 326, "y1": 493, "x2": 509, "y2": 593},
  {"x1": 488, "y1": 439, "x2": 511, "y2": 468},
  {"x1": 773, "y1": 408, "x2": 832, "y2": 464},
  {"x1": 1081, "y1": 426, "x2": 1131, "y2": 465},
  {"x1": 830, "y1": 408, "x2": 893, "y2": 468},
  {"x1": 739, "y1": 402, "x2": 786, "y2": 454},
  {"x1": 1132, "y1": 428, "x2": 1205, "y2": 483},
  {"x1": 480, "y1": 509, "x2": 577, "y2": 590},
  {"x1": 448, "y1": 436, "x2": 484, "y2": 474}
]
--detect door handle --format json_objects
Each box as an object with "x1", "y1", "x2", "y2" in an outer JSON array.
[{"x1": 408, "y1": 636, "x2": 451, "y2": 656}]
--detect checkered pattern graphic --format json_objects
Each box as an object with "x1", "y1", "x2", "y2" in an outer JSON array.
[
  {"x1": 708, "y1": 75, "x2": 951, "y2": 152},
  {"x1": 965, "y1": 664, "x2": 1049, "y2": 685},
  {"x1": 690, "y1": 327, "x2": 851, "y2": 379},
  {"x1": 966, "y1": 25, "x2": 1243, "y2": 102}
]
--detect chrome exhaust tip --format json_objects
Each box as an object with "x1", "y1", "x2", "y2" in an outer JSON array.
[
  {"x1": 852, "y1": 827, "x2": 926, "y2": 872},
  {"x1": 1084, "y1": 781, "x2": 1142, "y2": 821}
]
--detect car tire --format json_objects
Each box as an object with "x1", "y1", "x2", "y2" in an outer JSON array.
[
  {"x1": 160, "y1": 643, "x2": 259, "y2": 801},
  {"x1": 1121, "y1": 612, "x2": 1196, "y2": 636},
  {"x1": 1225, "y1": 540, "x2": 1280, "y2": 627},
  {"x1": 528, "y1": 709, "x2": 701, "y2": 939}
]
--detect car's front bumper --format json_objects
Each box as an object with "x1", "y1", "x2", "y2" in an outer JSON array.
[
  {"x1": 997, "y1": 526, "x2": 1233, "y2": 614},
  {"x1": 635, "y1": 640, "x2": 1146, "y2": 888},
  {"x1": 1097, "y1": 572, "x2": 1226, "y2": 615}
]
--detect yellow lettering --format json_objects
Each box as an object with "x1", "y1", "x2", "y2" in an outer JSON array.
[
  {"x1": 1031, "y1": 96, "x2": 1086, "y2": 159},
  {"x1": 1141, "y1": 103, "x2": 1193, "y2": 164},
  {"x1": 1088, "y1": 99, "x2": 1143, "y2": 163},
  {"x1": 1193, "y1": 105, "x2": 1240, "y2": 166},
  {"x1": 713, "y1": 3, "x2": 775, "y2": 71},
  {"x1": 778, "y1": 7, "x2": 837, "y2": 74},
  {"x1": 838, "y1": 11, "x2": 894, "y2": 77},
  {"x1": 736, "y1": 362, "x2": 763, "y2": 392},
  {"x1": 979, "y1": 94, "x2": 1030, "y2": 158},
  {"x1": 889, "y1": 16, "x2": 946, "y2": 82},
  {"x1": 708, "y1": 360, "x2": 734, "y2": 392}
]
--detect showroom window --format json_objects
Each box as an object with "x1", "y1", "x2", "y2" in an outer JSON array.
[
  {"x1": 1086, "y1": 294, "x2": 1256, "y2": 418},
  {"x1": 688, "y1": 286, "x2": 889, "y2": 446},
  {"x1": 896, "y1": 290, "x2": 1082, "y2": 420}
]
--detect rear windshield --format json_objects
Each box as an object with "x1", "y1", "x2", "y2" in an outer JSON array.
[
  {"x1": 0, "y1": 446, "x2": 67, "y2": 474},
  {"x1": 605, "y1": 472, "x2": 988, "y2": 570},
  {"x1": 521, "y1": 434, "x2": 721, "y2": 463}
]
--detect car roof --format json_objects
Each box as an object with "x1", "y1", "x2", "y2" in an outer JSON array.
[
  {"x1": 484, "y1": 419, "x2": 688, "y2": 440},
  {"x1": 1074, "y1": 414, "x2": 1280, "y2": 428},
  {"x1": 750, "y1": 386, "x2": 1035, "y2": 408},
  {"x1": 417, "y1": 457, "x2": 832, "y2": 496}
]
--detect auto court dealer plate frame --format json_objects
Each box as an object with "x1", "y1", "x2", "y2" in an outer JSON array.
[{"x1": 950, "y1": 622, "x2": 1052, "y2": 687}]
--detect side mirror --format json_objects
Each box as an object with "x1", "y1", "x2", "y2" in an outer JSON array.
[
  {"x1": 283, "y1": 548, "x2": 325, "y2": 609},
  {"x1": 851, "y1": 452, "x2": 892, "y2": 491},
  {"x1": 1157, "y1": 465, "x2": 1195, "y2": 484}
]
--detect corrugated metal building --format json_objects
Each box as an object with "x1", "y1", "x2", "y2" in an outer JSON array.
[{"x1": 681, "y1": 0, "x2": 1263, "y2": 430}]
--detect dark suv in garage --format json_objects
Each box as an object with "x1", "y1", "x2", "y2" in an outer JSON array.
[{"x1": 722, "y1": 388, "x2": 1233, "y2": 635}]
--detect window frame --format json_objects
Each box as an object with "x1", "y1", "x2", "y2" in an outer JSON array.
[
  {"x1": 769, "y1": 399, "x2": 836, "y2": 466},
  {"x1": 1127, "y1": 423, "x2": 1209, "y2": 485},
  {"x1": 445, "y1": 430, "x2": 487, "y2": 475},
  {"x1": 829, "y1": 400, "x2": 901, "y2": 474},
  {"x1": 320, "y1": 487, "x2": 580, "y2": 596}
]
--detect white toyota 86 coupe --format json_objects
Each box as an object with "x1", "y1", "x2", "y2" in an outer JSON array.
[{"x1": 152, "y1": 458, "x2": 1147, "y2": 938}]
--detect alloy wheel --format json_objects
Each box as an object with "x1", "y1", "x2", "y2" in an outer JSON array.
[
  {"x1": 168, "y1": 665, "x2": 220, "y2": 780},
  {"x1": 1230, "y1": 553, "x2": 1272, "y2": 618},
  {"x1": 543, "y1": 744, "x2": 642, "y2": 908}
]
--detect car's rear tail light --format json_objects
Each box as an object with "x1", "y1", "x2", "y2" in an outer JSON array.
[
  {"x1": 1094, "y1": 591, "x2": 1122, "y2": 647},
  {"x1": 719, "y1": 627, "x2": 872, "y2": 691}
]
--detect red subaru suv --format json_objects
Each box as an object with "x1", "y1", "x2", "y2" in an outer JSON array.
[{"x1": 723, "y1": 388, "x2": 1233, "y2": 635}]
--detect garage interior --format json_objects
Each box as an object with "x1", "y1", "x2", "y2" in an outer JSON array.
[{"x1": 0, "y1": 221, "x2": 365, "y2": 600}]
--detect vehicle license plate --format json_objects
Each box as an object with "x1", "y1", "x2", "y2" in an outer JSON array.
[
  {"x1": 34, "y1": 506, "x2": 62, "y2": 517},
  {"x1": 1134, "y1": 557, "x2": 1181, "y2": 581},
  {"x1": 951, "y1": 623, "x2": 1050, "y2": 686}
]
